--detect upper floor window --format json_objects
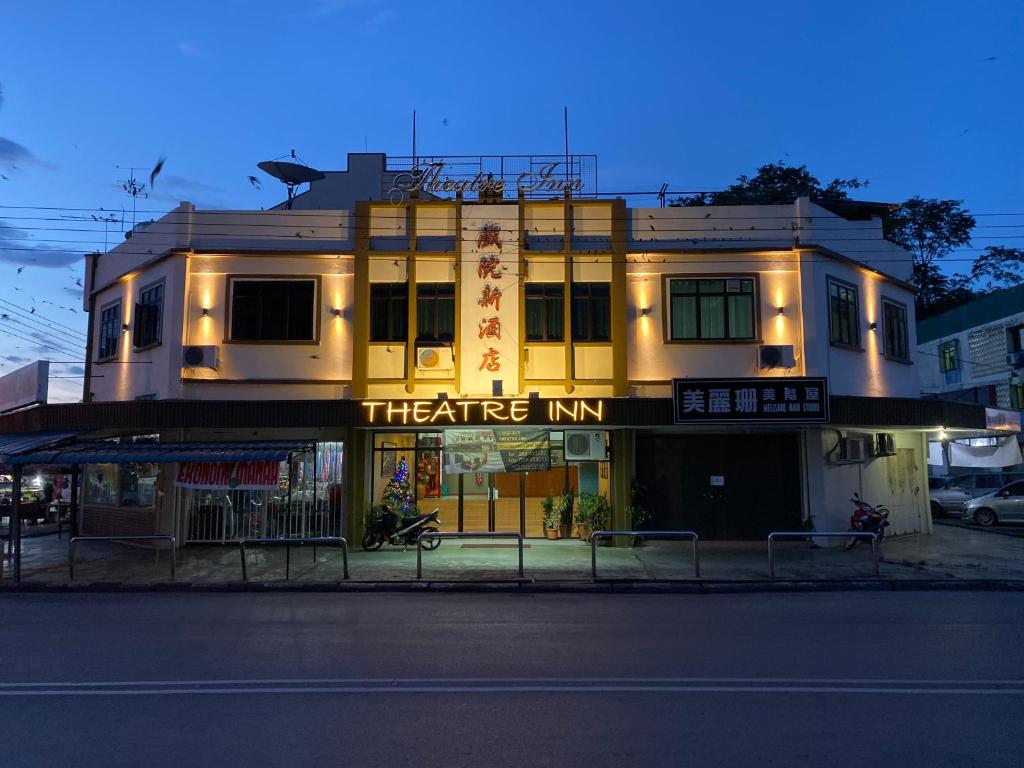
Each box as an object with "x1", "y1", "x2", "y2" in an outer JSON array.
[
  {"x1": 882, "y1": 299, "x2": 909, "y2": 361},
  {"x1": 1009, "y1": 324, "x2": 1024, "y2": 353},
  {"x1": 228, "y1": 278, "x2": 316, "y2": 342},
  {"x1": 571, "y1": 282, "x2": 610, "y2": 342},
  {"x1": 98, "y1": 301, "x2": 121, "y2": 360},
  {"x1": 668, "y1": 277, "x2": 756, "y2": 341},
  {"x1": 525, "y1": 283, "x2": 564, "y2": 341},
  {"x1": 416, "y1": 283, "x2": 454, "y2": 343},
  {"x1": 133, "y1": 280, "x2": 164, "y2": 349},
  {"x1": 939, "y1": 340, "x2": 959, "y2": 372},
  {"x1": 370, "y1": 282, "x2": 408, "y2": 342},
  {"x1": 1011, "y1": 382, "x2": 1024, "y2": 410},
  {"x1": 828, "y1": 278, "x2": 860, "y2": 348}
]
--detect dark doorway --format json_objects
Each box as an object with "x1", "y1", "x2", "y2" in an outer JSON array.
[{"x1": 635, "y1": 433, "x2": 802, "y2": 539}]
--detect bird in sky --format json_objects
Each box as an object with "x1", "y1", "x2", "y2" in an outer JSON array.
[
  {"x1": 16, "y1": 266, "x2": 24, "y2": 273},
  {"x1": 248, "y1": 175, "x2": 261, "y2": 189},
  {"x1": 149, "y1": 156, "x2": 166, "y2": 188}
]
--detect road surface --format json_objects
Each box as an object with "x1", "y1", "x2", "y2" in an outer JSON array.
[{"x1": 2, "y1": 591, "x2": 1022, "y2": 767}]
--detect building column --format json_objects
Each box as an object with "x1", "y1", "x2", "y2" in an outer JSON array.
[
  {"x1": 610, "y1": 429, "x2": 634, "y2": 545},
  {"x1": 345, "y1": 427, "x2": 370, "y2": 545},
  {"x1": 11, "y1": 466, "x2": 22, "y2": 582}
]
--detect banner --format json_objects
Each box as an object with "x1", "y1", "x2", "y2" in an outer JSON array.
[
  {"x1": 443, "y1": 428, "x2": 550, "y2": 474},
  {"x1": 174, "y1": 461, "x2": 281, "y2": 490}
]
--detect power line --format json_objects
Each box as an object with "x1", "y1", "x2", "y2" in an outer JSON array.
[{"x1": 0, "y1": 298, "x2": 87, "y2": 338}]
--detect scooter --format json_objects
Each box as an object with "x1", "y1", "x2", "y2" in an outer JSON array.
[
  {"x1": 844, "y1": 493, "x2": 890, "y2": 550},
  {"x1": 361, "y1": 508, "x2": 442, "y2": 551}
]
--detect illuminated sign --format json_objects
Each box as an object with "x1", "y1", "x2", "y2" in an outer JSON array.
[
  {"x1": 360, "y1": 399, "x2": 605, "y2": 426},
  {"x1": 672, "y1": 377, "x2": 829, "y2": 424},
  {"x1": 392, "y1": 160, "x2": 583, "y2": 198}
]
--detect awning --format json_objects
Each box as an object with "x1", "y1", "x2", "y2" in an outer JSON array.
[
  {"x1": 7, "y1": 440, "x2": 315, "y2": 466},
  {"x1": 0, "y1": 431, "x2": 79, "y2": 466}
]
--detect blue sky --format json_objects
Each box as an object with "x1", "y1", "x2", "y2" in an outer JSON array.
[{"x1": 0, "y1": 0, "x2": 1022, "y2": 400}]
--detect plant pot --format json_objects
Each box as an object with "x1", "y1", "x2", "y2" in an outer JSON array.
[
  {"x1": 545, "y1": 528, "x2": 560, "y2": 540},
  {"x1": 577, "y1": 523, "x2": 592, "y2": 541},
  {"x1": 631, "y1": 535, "x2": 645, "y2": 547},
  {"x1": 559, "y1": 523, "x2": 572, "y2": 539}
]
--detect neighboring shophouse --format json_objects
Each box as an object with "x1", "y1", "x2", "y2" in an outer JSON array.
[
  {"x1": 0, "y1": 153, "x2": 1001, "y2": 547},
  {"x1": 917, "y1": 284, "x2": 1024, "y2": 476}
]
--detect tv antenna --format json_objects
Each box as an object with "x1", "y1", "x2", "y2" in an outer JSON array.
[
  {"x1": 115, "y1": 166, "x2": 149, "y2": 231},
  {"x1": 257, "y1": 149, "x2": 325, "y2": 209}
]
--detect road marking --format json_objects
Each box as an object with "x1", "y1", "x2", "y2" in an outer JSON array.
[{"x1": 0, "y1": 678, "x2": 1021, "y2": 697}]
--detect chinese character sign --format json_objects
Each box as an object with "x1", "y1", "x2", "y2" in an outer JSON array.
[
  {"x1": 672, "y1": 378, "x2": 829, "y2": 423},
  {"x1": 460, "y1": 206, "x2": 520, "y2": 395}
]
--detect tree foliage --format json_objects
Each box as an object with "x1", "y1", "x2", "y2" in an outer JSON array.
[{"x1": 670, "y1": 162, "x2": 867, "y2": 207}]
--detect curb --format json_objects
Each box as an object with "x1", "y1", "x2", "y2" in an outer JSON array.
[{"x1": 3, "y1": 579, "x2": 1024, "y2": 594}]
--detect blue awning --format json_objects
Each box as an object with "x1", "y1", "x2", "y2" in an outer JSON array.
[
  {"x1": 8, "y1": 440, "x2": 314, "y2": 466},
  {"x1": 0, "y1": 432, "x2": 79, "y2": 466}
]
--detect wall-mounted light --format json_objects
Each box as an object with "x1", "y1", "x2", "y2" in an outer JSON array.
[
  {"x1": 201, "y1": 307, "x2": 210, "y2": 317},
  {"x1": 776, "y1": 306, "x2": 785, "y2": 315},
  {"x1": 331, "y1": 308, "x2": 343, "y2": 318},
  {"x1": 869, "y1": 322, "x2": 878, "y2": 331},
  {"x1": 121, "y1": 323, "x2": 130, "y2": 331},
  {"x1": 640, "y1": 307, "x2": 651, "y2": 317}
]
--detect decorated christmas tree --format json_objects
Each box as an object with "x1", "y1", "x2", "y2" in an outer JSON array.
[{"x1": 381, "y1": 457, "x2": 416, "y2": 518}]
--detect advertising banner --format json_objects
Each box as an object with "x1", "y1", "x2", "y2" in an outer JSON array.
[
  {"x1": 442, "y1": 428, "x2": 551, "y2": 474},
  {"x1": 174, "y1": 461, "x2": 281, "y2": 490},
  {"x1": 0, "y1": 360, "x2": 48, "y2": 414}
]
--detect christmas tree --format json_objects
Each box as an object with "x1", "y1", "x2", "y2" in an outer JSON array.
[{"x1": 381, "y1": 457, "x2": 416, "y2": 518}]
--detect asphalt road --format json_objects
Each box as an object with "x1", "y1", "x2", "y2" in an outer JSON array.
[
  {"x1": 934, "y1": 518, "x2": 1024, "y2": 538},
  {"x1": 2, "y1": 591, "x2": 1023, "y2": 767}
]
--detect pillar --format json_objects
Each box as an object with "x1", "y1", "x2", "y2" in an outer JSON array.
[{"x1": 610, "y1": 429, "x2": 634, "y2": 544}]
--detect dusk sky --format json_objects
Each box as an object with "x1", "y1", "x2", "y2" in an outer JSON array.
[{"x1": 1, "y1": 0, "x2": 1022, "y2": 401}]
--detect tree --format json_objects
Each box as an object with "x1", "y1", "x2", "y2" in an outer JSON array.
[
  {"x1": 885, "y1": 197, "x2": 976, "y2": 316},
  {"x1": 381, "y1": 457, "x2": 416, "y2": 518},
  {"x1": 671, "y1": 162, "x2": 867, "y2": 207},
  {"x1": 966, "y1": 246, "x2": 1024, "y2": 293}
]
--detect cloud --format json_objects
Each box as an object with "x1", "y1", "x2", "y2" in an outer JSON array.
[
  {"x1": 0, "y1": 137, "x2": 51, "y2": 169},
  {"x1": 148, "y1": 174, "x2": 227, "y2": 209},
  {"x1": 4, "y1": 355, "x2": 29, "y2": 364},
  {"x1": 63, "y1": 286, "x2": 84, "y2": 299},
  {"x1": 178, "y1": 40, "x2": 206, "y2": 58},
  {"x1": 0, "y1": 218, "x2": 80, "y2": 267},
  {"x1": 55, "y1": 364, "x2": 85, "y2": 375}
]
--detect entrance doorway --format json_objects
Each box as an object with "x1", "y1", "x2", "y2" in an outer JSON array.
[{"x1": 636, "y1": 433, "x2": 802, "y2": 539}]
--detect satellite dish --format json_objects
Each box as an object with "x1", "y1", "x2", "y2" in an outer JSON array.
[{"x1": 257, "y1": 150, "x2": 325, "y2": 209}]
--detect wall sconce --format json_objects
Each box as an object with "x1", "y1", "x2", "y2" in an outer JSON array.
[
  {"x1": 869, "y1": 322, "x2": 877, "y2": 331},
  {"x1": 639, "y1": 307, "x2": 651, "y2": 317},
  {"x1": 201, "y1": 307, "x2": 210, "y2": 317},
  {"x1": 776, "y1": 306, "x2": 785, "y2": 315},
  {"x1": 121, "y1": 323, "x2": 130, "y2": 331},
  {"x1": 331, "y1": 308, "x2": 343, "y2": 318}
]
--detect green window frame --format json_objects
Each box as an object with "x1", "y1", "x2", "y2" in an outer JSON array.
[
  {"x1": 828, "y1": 278, "x2": 860, "y2": 348},
  {"x1": 229, "y1": 279, "x2": 316, "y2": 342},
  {"x1": 882, "y1": 299, "x2": 909, "y2": 361},
  {"x1": 133, "y1": 280, "x2": 164, "y2": 349},
  {"x1": 415, "y1": 283, "x2": 454, "y2": 343},
  {"x1": 571, "y1": 283, "x2": 610, "y2": 342},
  {"x1": 939, "y1": 340, "x2": 959, "y2": 373},
  {"x1": 370, "y1": 283, "x2": 408, "y2": 342},
  {"x1": 668, "y1": 277, "x2": 756, "y2": 341},
  {"x1": 97, "y1": 301, "x2": 121, "y2": 361},
  {"x1": 525, "y1": 283, "x2": 564, "y2": 341}
]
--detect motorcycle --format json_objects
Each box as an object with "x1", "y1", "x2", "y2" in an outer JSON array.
[
  {"x1": 361, "y1": 507, "x2": 442, "y2": 551},
  {"x1": 844, "y1": 493, "x2": 890, "y2": 550}
]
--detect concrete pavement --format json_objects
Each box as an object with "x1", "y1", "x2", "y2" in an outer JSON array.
[{"x1": 2, "y1": 591, "x2": 1023, "y2": 767}]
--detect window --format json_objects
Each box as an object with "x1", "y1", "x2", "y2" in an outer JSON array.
[
  {"x1": 370, "y1": 283, "x2": 408, "y2": 342},
  {"x1": 133, "y1": 280, "x2": 164, "y2": 348},
  {"x1": 1003, "y1": 481, "x2": 1024, "y2": 497},
  {"x1": 97, "y1": 302, "x2": 121, "y2": 360},
  {"x1": 571, "y1": 282, "x2": 610, "y2": 341},
  {"x1": 229, "y1": 279, "x2": 316, "y2": 342},
  {"x1": 939, "y1": 340, "x2": 959, "y2": 372},
  {"x1": 416, "y1": 283, "x2": 454, "y2": 343},
  {"x1": 882, "y1": 299, "x2": 909, "y2": 361},
  {"x1": 1011, "y1": 383, "x2": 1024, "y2": 410},
  {"x1": 975, "y1": 474, "x2": 1006, "y2": 491},
  {"x1": 1009, "y1": 324, "x2": 1024, "y2": 353},
  {"x1": 525, "y1": 284, "x2": 564, "y2": 341},
  {"x1": 85, "y1": 464, "x2": 118, "y2": 505},
  {"x1": 828, "y1": 278, "x2": 860, "y2": 348},
  {"x1": 668, "y1": 277, "x2": 756, "y2": 341},
  {"x1": 119, "y1": 462, "x2": 159, "y2": 507}
]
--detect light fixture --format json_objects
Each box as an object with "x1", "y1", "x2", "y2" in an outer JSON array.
[
  {"x1": 640, "y1": 307, "x2": 651, "y2": 317},
  {"x1": 121, "y1": 323, "x2": 129, "y2": 331},
  {"x1": 776, "y1": 306, "x2": 785, "y2": 315},
  {"x1": 331, "y1": 308, "x2": 343, "y2": 318},
  {"x1": 201, "y1": 307, "x2": 210, "y2": 317},
  {"x1": 869, "y1": 322, "x2": 877, "y2": 331}
]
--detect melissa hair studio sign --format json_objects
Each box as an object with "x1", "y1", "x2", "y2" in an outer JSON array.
[
  {"x1": 672, "y1": 377, "x2": 830, "y2": 424},
  {"x1": 360, "y1": 398, "x2": 606, "y2": 426}
]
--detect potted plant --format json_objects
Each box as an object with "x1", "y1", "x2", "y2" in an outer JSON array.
[
  {"x1": 626, "y1": 481, "x2": 652, "y2": 546},
  {"x1": 576, "y1": 492, "x2": 610, "y2": 542},
  {"x1": 541, "y1": 494, "x2": 561, "y2": 539},
  {"x1": 553, "y1": 492, "x2": 573, "y2": 539}
]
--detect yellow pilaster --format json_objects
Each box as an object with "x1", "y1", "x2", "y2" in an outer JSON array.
[
  {"x1": 611, "y1": 198, "x2": 628, "y2": 396},
  {"x1": 351, "y1": 201, "x2": 370, "y2": 399}
]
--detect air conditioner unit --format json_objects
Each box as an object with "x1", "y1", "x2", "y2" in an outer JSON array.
[
  {"x1": 182, "y1": 345, "x2": 219, "y2": 369},
  {"x1": 416, "y1": 346, "x2": 454, "y2": 371},
  {"x1": 833, "y1": 436, "x2": 866, "y2": 464},
  {"x1": 875, "y1": 432, "x2": 897, "y2": 457},
  {"x1": 564, "y1": 430, "x2": 607, "y2": 461},
  {"x1": 758, "y1": 344, "x2": 796, "y2": 370}
]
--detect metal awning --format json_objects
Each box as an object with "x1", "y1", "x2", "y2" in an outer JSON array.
[
  {"x1": 0, "y1": 431, "x2": 79, "y2": 466},
  {"x1": 7, "y1": 440, "x2": 315, "y2": 466}
]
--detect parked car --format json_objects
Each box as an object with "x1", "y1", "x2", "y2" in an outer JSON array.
[
  {"x1": 963, "y1": 480, "x2": 1024, "y2": 526},
  {"x1": 929, "y1": 473, "x2": 1024, "y2": 518}
]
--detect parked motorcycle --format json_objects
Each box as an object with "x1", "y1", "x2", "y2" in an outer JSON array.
[
  {"x1": 844, "y1": 493, "x2": 890, "y2": 550},
  {"x1": 361, "y1": 508, "x2": 442, "y2": 551}
]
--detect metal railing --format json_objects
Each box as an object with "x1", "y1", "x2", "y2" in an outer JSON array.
[
  {"x1": 239, "y1": 537, "x2": 349, "y2": 581},
  {"x1": 767, "y1": 531, "x2": 880, "y2": 578},
  {"x1": 590, "y1": 530, "x2": 700, "y2": 579},
  {"x1": 69, "y1": 535, "x2": 177, "y2": 581},
  {"x1": 416, "y1": 531, "x2": 524, "y2": 580}
]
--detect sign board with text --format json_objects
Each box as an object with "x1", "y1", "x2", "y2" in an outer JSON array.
[
  {"x1": 672, "y1": 377, "x2": 829, "y2": 424},
  {"x1": 442, "y1": 428, "x2": 551, "y2": 474}
]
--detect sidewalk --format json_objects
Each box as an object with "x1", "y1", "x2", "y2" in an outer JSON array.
[{"x1": 4, "y1": 524, "x2": 1024, "y2": 589}]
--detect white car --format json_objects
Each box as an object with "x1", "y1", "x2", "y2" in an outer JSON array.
[{"x1": 963, "y1": 480, "x2": 1024, "y2": 527}]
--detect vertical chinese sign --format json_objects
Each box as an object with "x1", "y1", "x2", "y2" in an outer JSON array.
[{"x1": 460, "y1": 204, "x2": 520, "y2": 396}]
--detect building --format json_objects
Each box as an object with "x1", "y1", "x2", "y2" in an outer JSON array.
[
  {"x1": 917, "y1": 284, "x2": 1024, "y2": 476},
  {"x1": 2, "y1": 152, "x2": 1002, "y2": 551}
]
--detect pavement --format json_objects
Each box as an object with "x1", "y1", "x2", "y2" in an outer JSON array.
[
  {"x1": 4, "y1": 523, "x2": 1024, "y2": 588},
  {"x1": 1, "y1": 591, "x2": 1023, "y2": 767}
]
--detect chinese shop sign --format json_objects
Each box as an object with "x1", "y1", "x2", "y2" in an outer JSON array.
[
  {"x1": 442, "y1": 428, "x2": 552, "y2": 474},
  {"x1": 361, "y1": 399, "x2": 605, "y2": 425},
  {"x1": 175, "y1": 461, "x2": 281, "y2": 490},
  {"x1": 672, "y1": 377, "x2": 829, "y2": 424}
]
